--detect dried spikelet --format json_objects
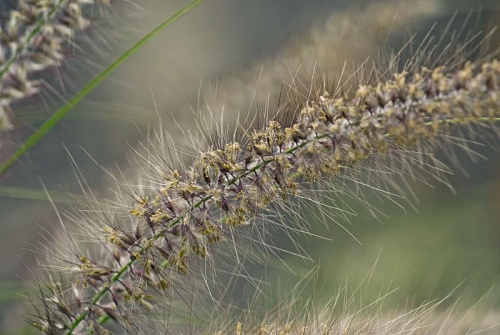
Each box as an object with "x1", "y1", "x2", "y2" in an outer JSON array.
[
  {"x1": 0, "y1": 0, "x2": 109, "y2": 132},
  {"x1": 27, "y1": 52, "x2": 500, "y2": 334}
]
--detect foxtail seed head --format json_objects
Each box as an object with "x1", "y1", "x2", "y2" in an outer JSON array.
[{"x1": 29, "y1": 58, "x2": 500, "y2": 334}]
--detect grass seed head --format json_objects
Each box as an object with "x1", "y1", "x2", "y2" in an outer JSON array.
[
  {"x1": 28, "y1": 56, "x2": 500, "y2": 334},
  {"x1": 0, "y1": 0, "x2": 109, "y2": 132}
]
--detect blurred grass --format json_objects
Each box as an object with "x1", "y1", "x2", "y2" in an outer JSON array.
[
  {"x1": 16, "y1": 100, "x2": 157, "y2": 126},
  {"x1": 0, "y1": 326, "x2": 36, "y2": 335},
  {"x1": 268, "y1": 173, "x2": 500, "y2": 311},
  {"x1": 0, "y1": 281, "x2": 35, "y2": 335},
  {"x1": 0, "y1": 0, "x2": 206, "y2": 176},
  {"x1": 0, "y1": 186, "x2": 80, "y2": 204},
  {"x1": 0, "y1": 281, "x2": 23, "y2": 307}
]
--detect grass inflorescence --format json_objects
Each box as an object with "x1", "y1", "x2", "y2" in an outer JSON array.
[
  {"x1": 0, "y1": 0, "x2": 109, "y2": 132},
  {"x1": 28, "y1": 54, "x2": 500, "y2": 333}
]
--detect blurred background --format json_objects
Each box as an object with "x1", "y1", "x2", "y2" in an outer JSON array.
[{"x1": 0, "y1": 0, "x2": 500, "y2": 333}]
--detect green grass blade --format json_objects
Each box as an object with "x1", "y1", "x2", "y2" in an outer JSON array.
[
  {"x1": 0, "y1": 0, "x2": 206, "y2": 176},
  {"x1": 0, "y1": 186, "x2": 81, "y2": 204}
]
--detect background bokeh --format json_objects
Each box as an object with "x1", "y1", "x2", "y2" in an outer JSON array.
[{"x1": 0, "y1": 0, "x2": 500, "y2": 333}]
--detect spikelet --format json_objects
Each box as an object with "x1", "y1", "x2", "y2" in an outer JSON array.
[
  {"x1": 0, "y1": 0, "x2": 109, "y2": 132},
  {"x1": 27, "y1": 53, "x2": 500, "y2": 334}
]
